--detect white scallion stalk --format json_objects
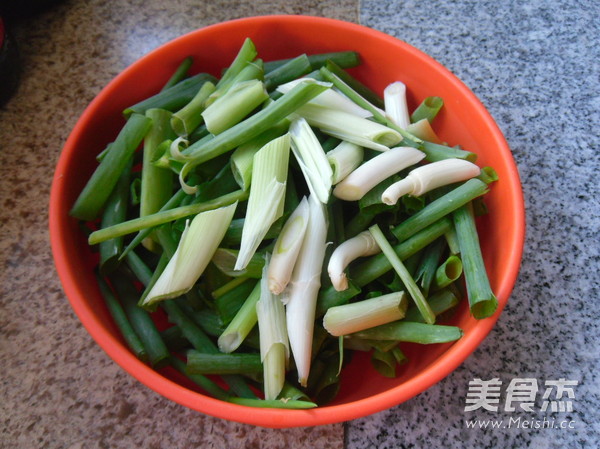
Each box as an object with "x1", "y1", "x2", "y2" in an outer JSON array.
[
  {"x1": 217, "y1": 281, "x2": 261, "y2": 353},
  {"x1": 140, "y1": 202, "x2": 238, "y2": 307},
  {"x1": 382, "y1": 158, "x2": 482, "y2": 205},
  {"x1": 328, "y1": 231, "x2": 380, "y2": 291},
  {"x1": 230, "y1": 124, "x2": 289, "y2": 191},
  {"x1": 235, "y1": 134, "x2": 290, "y2": 271},
  {"x1": 384, "y1": 81, "x2": 411, "y2": 130},
  {"x1": 319, "y1": 68, "x2": 389, "y2": 120},
  {"x1": 284, "y1": 196, "x2": 328, "y2": 387},
  {"x1": 277, "y1": 79, "x2": 373, "y2": 118},
  {"x1": 323, "y1": 292, "x2": 408, "y2": 336},
  {"x1": 295, "y1": 103, "x2": 402, "y2": 152},
  {"x1": 333, "y1": 146, "x2": 426, "y2": 201},
  {"x1": 289, "y1": 118, "x2": 333, "y2": 204},
  {"x1": 257, "y1": 256, "x2": 290, "y2": 400},
  {"x1": 406, "y1": 118, "x2": 443, "y2": 144},
  {"x1": 326, "y1": 141, "x2": 364, "y2": 185},
  {"x1": 268, "y1": 197, "x2": 310, "y2": 295},
  {"x1": 202, "y1": 79, "x2": 269, "y2": 135}
]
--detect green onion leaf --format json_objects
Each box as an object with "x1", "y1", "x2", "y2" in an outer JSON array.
[{"x1": 202, "y1": 79, "x2": 269, "y2": 135}]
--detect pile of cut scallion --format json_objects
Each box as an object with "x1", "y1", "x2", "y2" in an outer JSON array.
[{"x1": 72, "y1": 38, "x2": 498, "y2": 409}]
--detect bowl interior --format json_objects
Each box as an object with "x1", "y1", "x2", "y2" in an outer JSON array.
[{"x1": 50, "y1": 15, "x2": 525, "y2": 428}]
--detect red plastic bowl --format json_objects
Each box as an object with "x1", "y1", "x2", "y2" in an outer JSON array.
[{"x1": 49, "y1": 15, "x2": 525, "y2": 428}]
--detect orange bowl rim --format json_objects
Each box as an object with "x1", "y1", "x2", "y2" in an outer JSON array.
[{"x1": 49, "y1": 14, "x2": 526, "y2": 428}]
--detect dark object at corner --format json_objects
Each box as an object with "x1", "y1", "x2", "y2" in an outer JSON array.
[
  {"x1": 0, "y1": 0, "x2": 65, "y2": 21},
  {"x1": 0, "y1": 16, "x2": 20, "y2": 107}
]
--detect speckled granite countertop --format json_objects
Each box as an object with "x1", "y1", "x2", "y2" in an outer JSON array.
[{"x1": 1, "y1": 0, "x2": 598, "y2": 448}]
